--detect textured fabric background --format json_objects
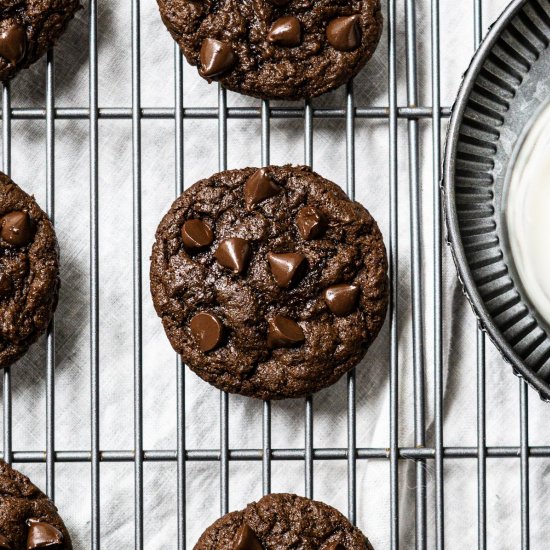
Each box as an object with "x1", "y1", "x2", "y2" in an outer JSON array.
[{"x1": 1, "y1": 1, "x2": 550, "y2": 548}]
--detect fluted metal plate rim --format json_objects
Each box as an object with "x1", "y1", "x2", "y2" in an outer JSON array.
[{"x1": 444, "y1": 0, "x2": 550, "y2": 401}]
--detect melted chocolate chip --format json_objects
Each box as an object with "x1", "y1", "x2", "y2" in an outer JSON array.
[
  {"x1": 233, "y1": 523, "x2": 263, "y2": 550},
  {"x1": 190, "y1": 312, "x2": 224, "y2": 352},
  {"x1": 296, "y1": 206, "x2": 326, "y2": 240},
  {"x1": 1, "y1": 211, "x2": 33, "y2": 246},
  {"x1": 26, "y1": 519, "x2": 63, "y2": 549},
  {"x1": 0, "y1": 534, "x2": 12, "y2": 549},
  {"x1": 200, "y1": 38, "x2": 236, "y2": 78},
  {"x1": 0, "y1": 273, "x2": 12, "y2": 295},
  {"x1": 268, "y1": 315, "x2": 305, "y2": 348},
  {"x1": 325, "y1": 543, "x2": 345, "y2": 550},
  {"x1": 327, "y1": 16, "x2": 362, "y2": 51},
  {"x1": 215, "y1": 238, "x2": 251, "y2": 274},
  {"x1": 181, "y1": 219, "x2": 213, "y2": 250},
  {"x1": 270, "y1": 0, "x2": 291, "y2": 5},
  {"x1": 244, "y1": 169, "x2": 281, "y2": 210},
  {"x1": 267, "y1": 252, "x2": 306, "y2": 288},
  {"x1": 268, "y1": 17, "x2": 301, "y2": 47},
  {"x1": 324, "y1": 284, "x2": 360, "y2": 317},
  {"x1": 0, "y1": 24, "x2": 26, "y2": 66}
]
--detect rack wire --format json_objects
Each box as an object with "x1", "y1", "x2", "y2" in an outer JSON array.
[{"x1": 0, "y1": 0, "x2": 541, "y2": 549}]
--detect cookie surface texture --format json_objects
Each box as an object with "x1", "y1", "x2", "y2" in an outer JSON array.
[
  {"x1": 0, "y1": 460, "x2": 72, "y2": 549},
  {"x1": 150, "y1": 165, "x2": 388, "y2": 400},
  {"x1": 0, "y1": 172, "x2": 60, "y2": 368},
  {"x1": 0, "y1": 0, "x2": 82, "y2": 82},
  {"x1": 194, "y1": 493, "x2": 375, "y2": 550},
  {"x1": 157, "y1": 0, "x2": 382, "y2": 100}
]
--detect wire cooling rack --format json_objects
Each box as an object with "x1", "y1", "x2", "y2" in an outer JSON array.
[{"x1": 0, "y1": 0, "x2": 546, "y2": 549}]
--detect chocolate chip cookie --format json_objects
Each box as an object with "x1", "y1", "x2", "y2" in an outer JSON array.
[
  {"x1": 0, "y1": 460, "x2": 72, "y2": 549},
  {"x1": 157, "y1": 0, "x2": 383, "y2": 100},
  {"x1": 0, "y1": 172, "x2": 60, "y2": 368},
  {"x1": 0, "y1": 0, "x2": 82, "y2": 82},
  {"x1": 150, "y1": 165, "x2": 388, "y2": 400},
  {"x1": 195, "y1": 493, "x2": 374, "y2": 550}
]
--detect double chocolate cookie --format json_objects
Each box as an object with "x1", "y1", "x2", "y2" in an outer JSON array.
[
  {"x1": 150, "y1": 165, "x2": 388, "y2": 400},
  {"x1": 157, "y1": 0, "x2": 383, "y2": 100},
  {"x1": 0, "y1": 172, "x2": 59, "y2": 368},
  {"x1": 0, "y1": 0, "x2": 82, "y2": 82},
  {"x1": 195, "y1": 493, "x2": 374, "y2": 550},
  {"x1": 0, "y1": 460, "x2": 72, "y2": 549}
]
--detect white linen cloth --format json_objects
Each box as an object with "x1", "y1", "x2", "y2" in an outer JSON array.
[{"x1": 1, "y1": 1, "x2": 550, "y2": 548}]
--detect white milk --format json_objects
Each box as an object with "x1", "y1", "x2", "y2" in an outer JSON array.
[{"x1": 506, "y1": 101, "x2": 550, "y2": 326}]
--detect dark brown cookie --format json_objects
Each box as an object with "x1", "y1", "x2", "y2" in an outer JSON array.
[
  {"x1": 0, "y1": 172, "x2": 59, "y2": 368},
  {"x1": 0, "y1": 0, "x2": 81, "y2": 82},
  {"x1": 0, "y1": 461, "x2": 72, "y2": 549},
  {"x1": 195, "y1": 493, "x2": 375, "y2": 550},
  {"x1": 150, "y1": 165, "x2": 388, "y2": 400},
  {"x1": 156, "y1": 0, "x2": 383, "y2": 100}
]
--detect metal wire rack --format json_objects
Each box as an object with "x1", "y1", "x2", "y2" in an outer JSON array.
[{"x1": 0, "y1": 0, "x2": 544, "y2": 549}]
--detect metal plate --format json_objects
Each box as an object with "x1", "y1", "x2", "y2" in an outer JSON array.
[{"x1": 444, "y1": 0, "x2": 550, "y2": 401}]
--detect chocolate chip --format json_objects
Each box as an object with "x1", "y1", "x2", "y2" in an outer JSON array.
[
  {"x1": 190, "y1": 312, "x2": 224, "y2": 352},
  {"x1": 26, "y1": 519, "x2": 63, "y2": 549},
  {"x1": 181, "y1": 219, "x2": 213, "y2": 250},
  {"x1": 296, "y1": 206, "x2": 326, "y2": 240},
  {"x1": 324, "y1": 284, "x2": 360, "y2": 316},
  {"x1": 0, "y1": 534, "x2": 12, "y2": 549},
  {"x1": 0, "y1": 24, "x2": 26, "y2": 66},
  {"x1": 269, "y1": 0, "x2": 291, "y2": 5},
  {"x1": 200, "y1": 38, "x2": 236, "y2": 78},
  {"x1": 0, "y1": 273, "x2": 12, "y2": 295},
  {"x1": 267, "y1": 252, "x2": 306, "y2": 288},
  {"x1": 268, "y1": 16, "x2": 301, "y2": 47},
  {"x1": 233, "y1": 523, "x2": 263, "y2": 550},
  {"x1": 215, "y1": 238, "x2": 251, "y2": 274},
  {"x1": 1, "y1": 211, "x2": 33, "y2": 246},
  {"x1": 327, "y1": 15, "x2": 362, "y2": 51},
  {"x1": 268, "y1": 315, "x2": 305, "y2": 348},
  {"x1": 244, "y1": 169, "x2": 281, "y2": 210},
  {"x1": 325, "y1": 543, "x2": 345, "y2": 550}
]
